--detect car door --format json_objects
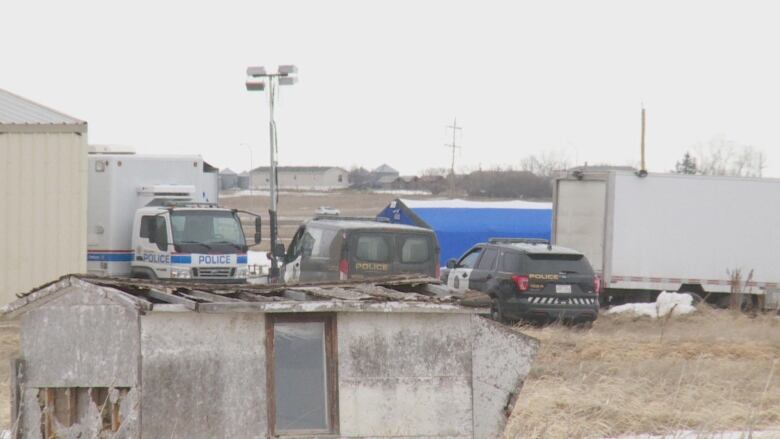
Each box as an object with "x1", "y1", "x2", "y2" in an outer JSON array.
[
  {"x1": 468, "y1": 247, "x2": 499, "y2": 292},
  {"x1": 447, "y1": 246, "x2": 483, "y2": 292},
  {"x1": 282, "y1": 227, "x2": 305, "y2": 283}
]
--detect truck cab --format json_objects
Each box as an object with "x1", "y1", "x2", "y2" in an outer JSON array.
[{"x1": 130, "y1": 204, "x2": 256, "y2": 281}]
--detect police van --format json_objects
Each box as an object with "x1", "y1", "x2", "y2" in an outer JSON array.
[{"x1": 281, "y1": 217, "x2": 440, "y2": 283}]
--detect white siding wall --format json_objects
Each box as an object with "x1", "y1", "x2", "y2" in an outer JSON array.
[{"x1": 0, "y1": 132, "x2": 87, "y2": 304}]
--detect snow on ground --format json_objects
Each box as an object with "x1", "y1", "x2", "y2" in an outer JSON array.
[
  {"x1": 400, "y1": 198, "x2": 551, "y2": 209},
  {"x1": 609, "y1": 428, "x2": 780, "y2": 438},
  {"x1": 220, "y1": 190, "x2": 330, "y2": 198},
  {"x1": 607, "y1": 291, "x2": 697, "y2": 318},
  {"x1": 369, "y1": 189, "x2": 432, "y2": 195}
]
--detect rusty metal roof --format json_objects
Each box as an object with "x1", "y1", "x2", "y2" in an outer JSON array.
[{"x1": 2, "y1": 275, "x2": 482, "y2": 319}]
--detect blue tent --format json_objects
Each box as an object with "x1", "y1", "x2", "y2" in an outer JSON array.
[{"x1": 377, "y1": 198, "x2": 552, "y2": 265}]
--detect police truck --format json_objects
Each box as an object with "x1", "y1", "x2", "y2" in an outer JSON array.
[{"x1": 87, "y1": 147, "x2": 260, "y2": 282}]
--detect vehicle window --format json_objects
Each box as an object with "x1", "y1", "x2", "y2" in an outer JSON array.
[
  {"x1": 302, "y1": 228, "x2": 338, "y2": 259},
  {"x1": 355, "y1": 234, "x2": 391, "y2": 262},
  {"x1": 399, "y1": 235, "x2": 431, "y2": 263},
  {"x1": 500, "y1": 252, "x2": 523, "y2": 272},
  {"x1": 140, "y1": 216, "x2": 156, "y2": 240},
  {"x1": 171, "y1": 211, "x2": 245, "y2": 246},
  {"x1": 154, "y1": 217, "x2": 168, "y2": 251},
  {"x1": 458, "y1": 248, "x2": 482, "y2": 268},
  {"x1": 477, "y1": 248, "x2": 499, "y2": 270},
  {"x1": 525, "y1": 253, "x2": 591, "y2": 273},
  {"x1": 286, "y1": 227, "x2": 305, "y2": 261}
]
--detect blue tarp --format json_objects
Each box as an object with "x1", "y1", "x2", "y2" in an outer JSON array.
[{"x1": 377, "y1": 198, "x2": 552, "y2": 265}]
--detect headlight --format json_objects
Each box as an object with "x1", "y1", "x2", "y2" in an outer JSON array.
[
  {"x1": 170, "y1": 267, "x2": 191, "y2": 279},
  {"x1": 236, "y1": 267, "x2": 248, "y2": 278}
]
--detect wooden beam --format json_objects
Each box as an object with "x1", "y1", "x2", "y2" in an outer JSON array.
[
  {"x1": 145, "y1": 289, "x2": 198, "y2": 310},
  {"x1": 184, "y1": 289, "x2": 243, "y2": 303}
]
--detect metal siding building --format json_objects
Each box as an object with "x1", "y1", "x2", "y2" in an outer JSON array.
[
  {"x1": 250, "y1": 166, "x2": 349, "y2": 190},
  {"x1": 0, "y1": 88, "x2": 87, "y2": 305}
]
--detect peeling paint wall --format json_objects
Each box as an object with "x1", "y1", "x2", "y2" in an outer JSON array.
[
  {"x1": 139, "y1": 312, "x2": 267, "y2": 438},
  {"x1": 18, "y1": 286, "x2": 141, "y2": 438},
  {"x1": 337, "y1": 312, "x2": 475, "y2": 437}
]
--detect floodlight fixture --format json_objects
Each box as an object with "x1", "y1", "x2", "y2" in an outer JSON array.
[
  {"x1": 278, "y1": 76, "x2": 297, "y2": 86},
  {"x1": 277, "y1": 65, "x2": 298, "y2": 75},
  {"x1": 245, "y1": 79, "x2": 266, "y2": 91},
  {"x1": 246, "y1": 66, "x2": 267, "y2": 77}
]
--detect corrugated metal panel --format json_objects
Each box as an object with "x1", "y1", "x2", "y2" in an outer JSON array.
[
  {"x1": 0, "y1": 88, "x2": 85, "y2": 126},
  {"x1": 0, "y1": 131, "x2": 87, "y2": 304}
]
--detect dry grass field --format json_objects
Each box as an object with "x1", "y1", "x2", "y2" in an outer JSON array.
[{"x1": 506, "y1": 308, "x2": 780, "y2": 438}]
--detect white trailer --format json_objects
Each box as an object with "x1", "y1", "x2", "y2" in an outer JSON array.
[
  {"x1": 553, "y1": 170, "x2": 780, "y2": 309},
  {"x1": 87, "y1": 150, "x2": 259, "y2": 281}
]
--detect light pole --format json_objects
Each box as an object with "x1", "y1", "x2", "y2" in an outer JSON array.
[
  {"x1": 241, "y1": 142, "x2": 254, "y2": 198},
  {"x1": 245, "y1": 65, "x2": 298, "y2": 282}
]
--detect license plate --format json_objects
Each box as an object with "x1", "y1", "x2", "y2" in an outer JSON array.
[{"x1": 556, "y1": 284, "x2": 572, "y2": 294}]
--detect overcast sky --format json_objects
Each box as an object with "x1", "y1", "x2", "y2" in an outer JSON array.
[{"x1": 3, "y1": 0, "x2": 779, "y2": 176}]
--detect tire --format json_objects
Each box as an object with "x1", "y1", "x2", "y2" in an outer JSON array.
[{"x1": 490, "y1": 298, "x2": 510, "y2": 325}]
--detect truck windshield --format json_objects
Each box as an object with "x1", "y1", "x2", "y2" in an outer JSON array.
[{"x1": 171, "y1": 211, "x2": 246, "y2": 252}]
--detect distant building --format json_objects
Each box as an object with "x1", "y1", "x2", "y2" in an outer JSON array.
[
  {"x1": 219, "y1": 168, "x2": 238, "y2": 190},
  {"x1": 250, "y1": 166, "x2": 349, "y2": 190},
  {"x1": 371, "y1": 164, "x2": 400, "y2": 186},
  {"x1": 237, "y1": 171, "x2": 250, "y2": 190},
  {"x1": 0, "y1": 88, "x2": 87, "y2": 305}
]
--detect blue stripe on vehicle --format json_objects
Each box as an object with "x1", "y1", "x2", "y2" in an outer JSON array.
[
  {"x1": 237, "y1": 255, "x2": 247, "y2": 264},
  {"x1": 171, "y1": 255, "x2": 192, "y2": 264},
  {"x1": 87, "y1": 252, "x2": 133, "y2": 262}
]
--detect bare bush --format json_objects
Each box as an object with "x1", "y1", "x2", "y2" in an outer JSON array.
[
  {"x1": 459, "y1": 169, "x2": 552, "y2": 199},
  {"x1": 694, "y1": 136, "x2": 767, "y2": 177}
]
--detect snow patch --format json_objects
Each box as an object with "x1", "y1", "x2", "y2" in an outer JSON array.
[
  {"x1": 400, "y1": 198, "x2": 551, "y2": 210},
  {"x1": 370, "y1": 189, "x2": 432, "y2": 195},
  {"x1": 607, "y1": 291, "x2": 697, "y2": 318}
]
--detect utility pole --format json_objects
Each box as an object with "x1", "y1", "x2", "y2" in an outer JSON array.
[
  {"x1": 640, "y1": 107, "x2": 646, "y2": 171},
  {"x1": 445, "y1": 118, "x2": 462, "y2": 196}
]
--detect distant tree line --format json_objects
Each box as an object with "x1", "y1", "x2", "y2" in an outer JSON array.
[{"x1": 674, "y1": 136, "x2": 766, "y2": 177}]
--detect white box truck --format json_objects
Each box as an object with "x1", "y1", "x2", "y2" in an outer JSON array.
[
  {"x1": 87, "y1": 148, "x2": 260, "y2": 282},
  {"x1": 553, "y1": 169, "x2": 780, "y2": 309}
]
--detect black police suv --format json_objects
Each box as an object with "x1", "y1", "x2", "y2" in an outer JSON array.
[{"x1": 443, "y1": 238, "x2": 600, "y2": 323}]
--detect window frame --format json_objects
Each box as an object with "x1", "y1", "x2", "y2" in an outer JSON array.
[
  {"x1": 265, "y1": 313, "x2": 339, "y2": 437},
  {"x1": 476, "y1": 247, "x2": 499, "y2": 271},
  {"x1": 457, "y1": 246, "x2": 483, "y2": 268}
]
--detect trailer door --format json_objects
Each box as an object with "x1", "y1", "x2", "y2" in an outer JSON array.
[{"x1": 554, "y1": 179, "x2": 607, "y2": 274}]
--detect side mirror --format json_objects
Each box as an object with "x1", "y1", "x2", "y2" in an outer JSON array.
[
  {"x1": 273, "y1": 243, "x2": 286, "y2": 258},
  {"x1": 254, "y1": 217, "x2": 262, "y2": 244},
  {"x1": 446, "y1": 259, "x2": 457, "y2": 269}
]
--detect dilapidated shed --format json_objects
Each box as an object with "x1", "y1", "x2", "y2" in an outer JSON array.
[{"x1": 3, "y1": 275, "x2": 538, "y2": 439}]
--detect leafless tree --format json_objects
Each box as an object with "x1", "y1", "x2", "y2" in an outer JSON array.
[
  {"x1": 694, "y1": 136, "x2": 766, "y2": 177},
  {"x1": 519, "y1": 150, "x2": 571, "y2": 177}
]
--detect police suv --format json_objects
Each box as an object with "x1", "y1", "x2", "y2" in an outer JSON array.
[{"x1": 443, "y1": 238, "x2": 600, "y2": 323}]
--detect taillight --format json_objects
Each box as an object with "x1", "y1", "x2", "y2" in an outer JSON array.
[
  {"x1": 339, "y1": 259, "x2": 349, "y2": 281},
  {"x1": 435, "y1": 264, "x2": 440, "y2": 280},
  {"x1": 593, "y1": 275, "x2": 601, "y2": 295},
  {"x1": 512, "y1": 275, "x2": 529, "y2": 292}
]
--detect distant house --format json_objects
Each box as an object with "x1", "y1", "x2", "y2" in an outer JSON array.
[
  {"x1": 371, "y1": 164, "x2": 400, "y2": 186},
  {"x1": 219, "y1": 168, "x2": 238, "y2": 190},
  {"x1": 237, "y1": 171, "x2": 250, "y2": 190},
  {"x1": 250, "y1": 166, "x2": 349, "y2": 190}
]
